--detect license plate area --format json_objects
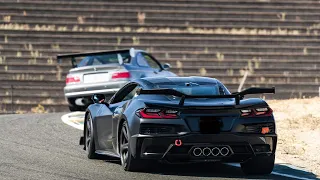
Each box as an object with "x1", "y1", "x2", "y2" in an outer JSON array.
[
  {"x1": 199, "y1": 116, "x2": 222, "y2": 134},
  {"x1": 83, "y1": 73, "x2": 110, "y2": 83}
]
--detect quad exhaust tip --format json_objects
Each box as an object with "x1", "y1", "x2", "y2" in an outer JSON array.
[{"x1": 192, "y1": 146, "x2": 230, "y2": 157}]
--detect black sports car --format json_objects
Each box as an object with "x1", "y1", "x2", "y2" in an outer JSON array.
[{"x1": 80, "y1": 76, "x2": 277, "y2": 175}]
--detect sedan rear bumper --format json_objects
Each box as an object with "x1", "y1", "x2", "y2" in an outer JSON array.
[
  {"x1": 65, "y1": 88, "x2": 120, "y2": 98},
  {"x1": 132, "y1": 133, "x2": 277, "y2": 164},
  {"x1": 64, "y1": 80, "x2": 128, "y2": 98}
]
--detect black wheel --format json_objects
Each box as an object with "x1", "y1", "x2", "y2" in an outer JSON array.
[
  {"x1": 68, "y1": 104, "x2": 82, "y2": 112},
  {"x1": 119, "y1": 121, "x2": 145, "y2": 172},
  {"x1": 241, "y1": 154, "x2": 275, "y2": 175},
  {"x1": 85, "y1": 113, "x2": 97, "y2": 159}
]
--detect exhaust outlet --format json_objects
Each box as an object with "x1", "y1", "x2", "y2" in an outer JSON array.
[
  {"x1": 191, "y1": 146, "x2": 231, "y2": 157},
  {"x1": 75, "y1": 98, "x2": 86, "y2": 106},
  {"x1": 220, "y1": 147, "x2": 230, "y2": 156},
  {"x1": 193, "y1": 147, "x2": 202, "y2": 157},
  {"x1": 211, "y1": 147, "x2": 220, "y2": 156},
  {"x1": 203, "y1": 147, "x2": 211, "y2": 156}
]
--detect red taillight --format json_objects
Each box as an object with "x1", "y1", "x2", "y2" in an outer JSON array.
[
  {"x1": 112, "y1": 72, "x2": 130, "y2": 79},
  {"x1": 254, "y1": 107, "x2": 272, "y2": 116},
  {"x1": 137, "y1": 108, "x2": 179, "y2": 119},
  {"x1": 66, "y1": 75, "x2": 80, "y2": 84},
  {"x1": 241, "y1": 107, "x2": 272, "y2": 117},
  {"x1": 240, "y1": 109, "x2": 252, "y2": 116}
]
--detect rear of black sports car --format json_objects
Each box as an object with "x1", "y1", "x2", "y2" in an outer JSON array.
[
  {"x1": 131, "y1": 101, "x2": 276, "y2": 174},
  {"x1": 134, "y1": 105, "x2": 276, "y2": 161}
]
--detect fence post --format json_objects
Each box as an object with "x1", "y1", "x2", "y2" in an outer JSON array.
[
  {"x1": 238, "y1": 70, "x2": 249, "y2": 92},
  {"x1": 11, "y1": 85, "x2": 13, "y2": 114}
]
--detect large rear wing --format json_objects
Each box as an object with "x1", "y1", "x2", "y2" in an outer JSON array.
[
  {"x1": 137, "y1": 87, "x2": 275, "y2": 106},
  {"x1": 57, "y1": 49, "x2": 132, "y2": 68}
]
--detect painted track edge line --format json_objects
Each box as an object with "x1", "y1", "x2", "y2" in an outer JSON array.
[
  {"x1": 61, "y1": 113, "x2": 84, "y2": 130},
  {"x1": 227, "y1": 163, "x2": 317, "y2": 180}
]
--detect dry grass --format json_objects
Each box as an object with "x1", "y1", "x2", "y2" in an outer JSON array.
[
  {"x1": 0, "y1": 23, "x2": 301, "y2": 35},
  {"x1": 269, "y1": 98, "x2": 320, "y2": 176},
  {"x1": 31, "y1": 104, "x2": 47, "y2": 113}
]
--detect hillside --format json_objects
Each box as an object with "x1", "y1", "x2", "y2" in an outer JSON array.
[
  {"x1": 0, "y1": 0, "x2": 320, "y2": 112},
  {"x1": 270, "y1": 98, "x2": 320, "y2": 176}
]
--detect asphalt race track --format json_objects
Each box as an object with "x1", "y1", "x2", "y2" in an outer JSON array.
[{"x1": 0, "y1": 113, "x2": 318, "y2": 180}]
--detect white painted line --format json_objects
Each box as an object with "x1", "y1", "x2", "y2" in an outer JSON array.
[
  {"x1": 61, "y1": 112, "x2": 85, "y2": 130},
  {"x1": 271, "y1": 171, "x2": 317, "y2": 180},
  {"x1": 227, "y1": 163, "x2": 316, "y2": 180}
]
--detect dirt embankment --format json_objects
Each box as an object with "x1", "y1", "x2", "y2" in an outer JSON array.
[{"x1": 269, "y1": 98, "x2": 320, "y2": 176}]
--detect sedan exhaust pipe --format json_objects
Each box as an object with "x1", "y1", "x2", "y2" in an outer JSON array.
[{"x1": 75, "y1": 98, "x2": 86, "y2": 106}]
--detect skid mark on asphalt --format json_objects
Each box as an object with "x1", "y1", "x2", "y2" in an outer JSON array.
[{"x1": 61, "y1": 112, "x2": 319, "y2": 180}]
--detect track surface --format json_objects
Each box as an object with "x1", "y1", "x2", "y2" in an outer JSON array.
[{"x1": 0, "y1": 113, "x2": 315, "y2": 180}]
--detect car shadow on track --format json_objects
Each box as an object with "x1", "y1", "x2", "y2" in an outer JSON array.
[
  {"x1": 103, "y1": 158, "x2": 318, "y2": 180},
  {"x1": 144, "y1": 163, "x2": 284, "y2": 179}
]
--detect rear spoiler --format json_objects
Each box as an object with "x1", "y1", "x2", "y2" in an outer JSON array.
[
  {"x1": 137, "y1": 87, "x2": 275, "y2": 106},
  {"x1": 56, "y1": 49, "x2": 131, "y2": 68}
]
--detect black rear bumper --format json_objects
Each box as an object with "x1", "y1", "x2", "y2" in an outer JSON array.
[{"x1": 133, "y1": 133, "x2": 277, "y2": 164}]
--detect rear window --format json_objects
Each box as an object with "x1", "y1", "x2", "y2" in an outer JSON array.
[
  {"x1": 154, "y1": 82, "x2": 221, "y2": 96},
  {"x1": 77, "y1": 52, "x2": 130, "y2": 67}
]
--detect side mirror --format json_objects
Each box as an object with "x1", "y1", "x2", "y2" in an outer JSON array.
[
  {"x1": 92, "y1": 94, "x2": 106, "y2": 104},
  {"x1": 162, "y1": 63, "x2": 171, "y2": 70}
]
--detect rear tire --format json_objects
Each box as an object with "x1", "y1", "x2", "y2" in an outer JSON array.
[
  {"x1": 68, "y1": 104, "x2": 83, "y2": 112},
  {"x1": 241, "y1": 154, "x2": 275, "y2": 175},
  {"x1": 119, "y1": 121, "x2": 146, "y2": 172},
  {"x1": 85, "y1": 113, "x2": 98, "y2": 159}
]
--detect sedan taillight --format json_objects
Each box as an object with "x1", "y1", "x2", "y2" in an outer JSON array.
[
  {"x1": 111, "y1": 72, "x2": 130, "y2": 79},
  {"x1": 137, "y1": 108, "x2": 179, "y2": 119},
  {"x1": 66, "y1": 75, "x2": 80, "y2": 84}
]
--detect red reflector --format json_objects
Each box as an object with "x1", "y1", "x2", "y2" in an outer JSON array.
[
  {"x1": 112, "y1": 72, "x2": 130, "y2": 79},
  {"x1": 261, "y1": 127, "x2": 270, "y2": 134},
  {"x1": 66, "y1": 75, "x2": 80, "y2": 84}
]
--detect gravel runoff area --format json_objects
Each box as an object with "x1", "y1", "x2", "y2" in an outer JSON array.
[{"x1": 269, "y1": 97, "x2": 320, "y2": 177}]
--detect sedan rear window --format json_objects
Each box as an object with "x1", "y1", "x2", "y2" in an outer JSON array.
[{"x1": 77, "y1": 52, "x2": 130, "y2": 67}]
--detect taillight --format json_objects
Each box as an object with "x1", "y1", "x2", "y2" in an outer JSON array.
[
  {"x1": 255, "y1": 107, "x2": 272, "y2": 116},
  {"x1": 240, "y1": 109, "x2": 252, "y2": 116},
  {"x1": 137, "y1": 108, "x2": 179, "y2": 119},
  {"x1": 66, "y1": 75, "x2": 80, "y2": 84},
  {"x1": 111, "y1": 72, "x2": 130, "y2": 79},
  {"x1": 240, "y1": 107, "x2": 272, "y2": 117}
]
